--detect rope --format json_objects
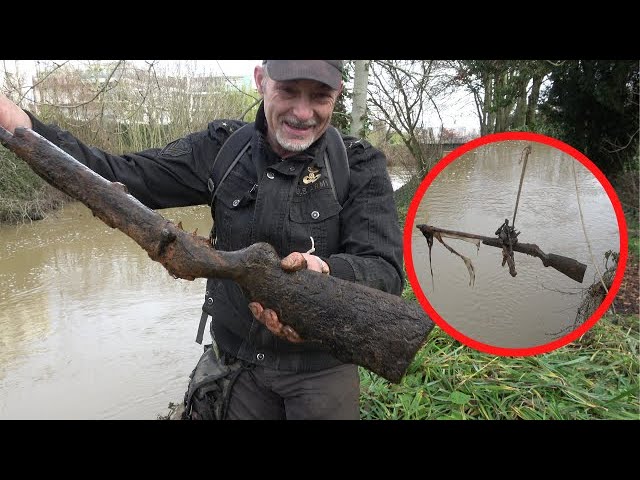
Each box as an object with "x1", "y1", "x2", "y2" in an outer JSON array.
[
  {"x1": 511, "y1": 145, "x2": 532, "y2": 229},
  {"x1": 572, "y1": 161, "x2": 611, "y2": 303}
]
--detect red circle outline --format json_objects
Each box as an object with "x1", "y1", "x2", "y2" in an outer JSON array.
[{"x1": 404, "y1": 132, "x2": 629, "y2": 356}]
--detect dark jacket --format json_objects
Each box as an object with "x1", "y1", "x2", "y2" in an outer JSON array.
[{"x1": 27, "y1": 104, "x2": 404, "y2": 372}]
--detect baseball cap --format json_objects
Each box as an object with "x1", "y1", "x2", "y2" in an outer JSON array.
[{"x1": 262, "y1": 60, "x2": 344, "y2": 89}]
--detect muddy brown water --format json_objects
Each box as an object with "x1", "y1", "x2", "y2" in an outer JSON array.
[
  {"x1": 0, "y1": 203, "x2": 211, "y2": 419},
  {"x1": 410, "y1": 141, "x2": 621, "y2": 350},
  {"x1": 0, "y1": 170, "x2": 412, "y2": 419}
]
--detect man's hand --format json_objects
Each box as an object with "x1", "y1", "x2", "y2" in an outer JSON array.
[
  {"x1": 0, "y1": 94, "x2": 32, "y2": 134},
  {"x1": 248, "y1": 302, "x2": 303, "y2": 343},
  {"x1": 281, "y1": 251, "x2": 330, "y2": 274},
  {"x1": 248, "y1": 251, "x2": 330, "y2": 342}
]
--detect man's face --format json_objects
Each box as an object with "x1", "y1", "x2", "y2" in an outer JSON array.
[{"x1": 255, "y1": 66, "x2": 342, "y2": 157}]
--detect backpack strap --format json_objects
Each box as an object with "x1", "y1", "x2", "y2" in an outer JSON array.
[
  {"x1": 197, "y1": 123, "x2": 254, "y2": 345},
  {"x1": 324, "y1": 126, "x2": 350, "y2": 205},
  {"x1": 207, "y1": 122, "x2": 255, "y2": 209},
  {"x1": 207, "y1": 123, "x2": 349, "y2": 211}
]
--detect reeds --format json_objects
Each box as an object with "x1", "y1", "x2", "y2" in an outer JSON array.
[{"x1": 1, "y1": 61, "x2": 260, "y2": 222}]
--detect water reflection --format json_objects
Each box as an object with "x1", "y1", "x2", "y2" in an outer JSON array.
[
  {"x1": 411, "y1": 140, "x2": 621, "y2": 349},
  {"x1": 0, "y1": 202, "x2": 210, "y2": 419},
  {"x1": 388, "y1": 165, "x2": 412, "y2": 191}
]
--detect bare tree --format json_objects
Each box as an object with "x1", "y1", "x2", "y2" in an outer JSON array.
[
  {"x1": 16, "y1": 61, "x2": 259, "y2": 153},
  {"x1": 367, "y1": 60, "x2": 448, "y2": 175}
]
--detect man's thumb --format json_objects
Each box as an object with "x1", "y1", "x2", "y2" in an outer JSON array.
[{"x1": 281, "y1": 252, "x2": 306, "y2": 271}]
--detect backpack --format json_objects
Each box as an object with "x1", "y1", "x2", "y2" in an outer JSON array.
[
  {"x1": 182, "y1": 343, "x2": 248, "y2": 420},
  {"x1": 208, "y1": 122, "x2": 350, "y2": 211},
  {"x1": 194, "y1": 122, "x2": 351, "y2": 345}
]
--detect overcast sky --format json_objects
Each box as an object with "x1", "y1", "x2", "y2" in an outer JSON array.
[
  {"x1": 2, "y1": 60, "x2": 260, "y2": 79},
  {"x1": 2, "y1": 60, "x2": 478, "y2": 132},
  {"x1": 154, "y1": 60, "x2": 261, "y2": 77}
]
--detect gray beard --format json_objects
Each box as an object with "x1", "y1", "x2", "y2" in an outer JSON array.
[{"x1": 275, "y1": 129, "x2": 316, "y2": 153}]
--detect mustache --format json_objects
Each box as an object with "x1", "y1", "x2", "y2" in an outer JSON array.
[{"x1": 283, "y1": 117, "x2": 317, "y2": 128}]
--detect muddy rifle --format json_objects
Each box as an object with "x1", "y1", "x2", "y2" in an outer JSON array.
[
  {"x1": 0, "y1": 126, "x2": 435, "y2": 384},
  {"x1": 416, "y1": 224, "x2": 587, "y2": 283}
]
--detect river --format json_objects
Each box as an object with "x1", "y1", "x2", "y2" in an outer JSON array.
[
  {"x1": 0, "y1": 168, "x2": 411, "y2": 420},
  {"x1": 0, "y1": 203, "x2": 211, "y2": 419}
]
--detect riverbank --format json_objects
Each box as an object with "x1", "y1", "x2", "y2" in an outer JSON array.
[
  {"x1": 0, "y1": 149, "x2": 71, "y2": 224},
  {"x1": 2, "y1": 157, "x2": 637, "y2": 420}
]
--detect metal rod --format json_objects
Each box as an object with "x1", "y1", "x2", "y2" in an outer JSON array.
[{"x1": 511, "y1": 145, "x2": 531, "y2": 229}]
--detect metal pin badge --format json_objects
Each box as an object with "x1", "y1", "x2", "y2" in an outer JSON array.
[{"x1": 303, "y1": 164, "x2": 321, "y2": 184}]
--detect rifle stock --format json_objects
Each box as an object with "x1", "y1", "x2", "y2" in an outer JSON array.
[
  {"x1": 481, "y1": 238, "x2": 587, "y2": 283},
  {"x1": 0, "y1": 126, "x2": 435, "y2": 384},
  {"x1": 544, "y1": 253, "x2": 588, "y2": 284}
]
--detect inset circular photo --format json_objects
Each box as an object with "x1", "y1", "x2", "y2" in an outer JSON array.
[{"x1": 405, "y1": 132, "x2": 627, "y2": 355}]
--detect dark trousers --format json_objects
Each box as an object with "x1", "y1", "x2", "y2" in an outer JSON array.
[{"x1": 225, "y1": 363, "x2": 361, "y2": 420}]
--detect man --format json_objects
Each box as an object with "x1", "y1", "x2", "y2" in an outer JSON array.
[{"x1": 0, "y1": 60, "x2": 403, "y2": 420}]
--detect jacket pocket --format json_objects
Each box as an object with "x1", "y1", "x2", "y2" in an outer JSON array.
[
  {"x1": 215, "y1": 170, "x2": 257, "y2": 251},
  {"x1": 288, "y1": 189, "x2": 342, "y2": 256}
]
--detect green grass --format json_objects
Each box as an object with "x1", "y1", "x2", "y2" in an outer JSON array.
[
  {"x1": 359, "y1": 313, "x2": 638, "y2": 420},
  {"x1": 0, "y1": 149, "x2": 68, "y2": 224}
]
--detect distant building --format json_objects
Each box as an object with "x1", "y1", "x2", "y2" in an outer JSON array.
[{"x1": 31, "y1": 62, "x2": 252, "y2": 125}]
